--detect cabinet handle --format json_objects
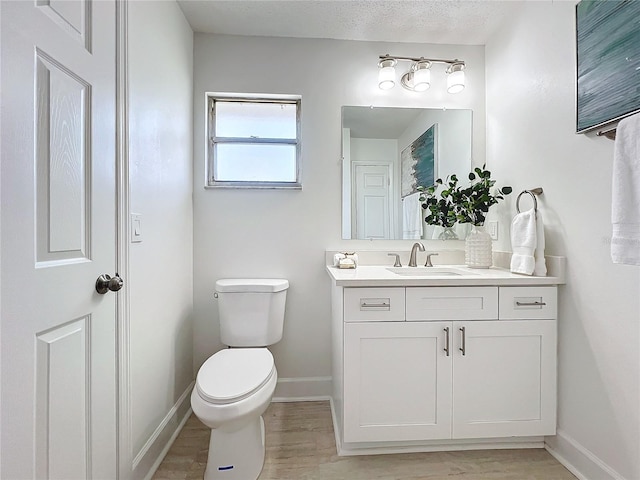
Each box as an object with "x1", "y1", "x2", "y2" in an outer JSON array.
[
  {"x1": 360, "y1": 302, "x2": 390, "y2": 308},
  {"x1": 459, "y1": 327, "x2": 466, "y2": 356},
  {"x1": 443, "y1": 327, "x2": 450, "y2": 356},
  {"x1": 515, "y1": 301, "x2": 547, "y2": 307},
  {"x1": 359, "y1": 297, "x2": 391, "y2": 311}
]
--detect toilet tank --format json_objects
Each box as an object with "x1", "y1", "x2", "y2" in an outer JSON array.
[{"x1": 215, "y1": 279, "x2": 289, "y2": 347}]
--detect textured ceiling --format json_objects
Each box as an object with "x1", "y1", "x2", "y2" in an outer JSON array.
[{"x1": 177, "y1": 0, "x2": 523, "y2": 45}]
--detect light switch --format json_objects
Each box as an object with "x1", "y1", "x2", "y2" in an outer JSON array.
[
  {"x1": 488, "y1": 221, "x2": 498, "y2": 240},
  {"x1": 131, "y1": 213, "x2": 143, "y2": 243}
]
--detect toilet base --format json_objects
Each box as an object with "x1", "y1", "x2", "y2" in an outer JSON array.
[{"x1": 204, "y1": 415, "x2": 266, "y2": 480}]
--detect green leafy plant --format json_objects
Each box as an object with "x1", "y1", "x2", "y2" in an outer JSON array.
[
  {"x1": 454, "y1": 166, "x2": 512, "y2": 226},
  {"x1": 418, "y1": 166, "x2": 512, "y2": 228},
  {"x1": 418, "y1": 175, "x2": 460, "y2": 228}
]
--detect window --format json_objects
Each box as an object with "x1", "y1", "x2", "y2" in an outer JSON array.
[{"x1": 207, "y1": 95, "x2": 301, "y2": 188}]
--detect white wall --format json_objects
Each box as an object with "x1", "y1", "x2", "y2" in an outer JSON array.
[
  {"x1": 193, "y1": 34, "x2": 484, "y2": 394},
  {"x1": 486, "y1": 2, "x2": 640, "y2": 479},
  {"x1": 127, "y1": 1, "x2": 194, "y2": 477}
]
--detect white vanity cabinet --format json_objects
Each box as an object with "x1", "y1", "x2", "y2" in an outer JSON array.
[
  {"x1": 451, "y1": 318, "x2": 557, "y2": 439},
  {"x1": 343, "y1": 320, "x2": 452, "y2": 442},
  {"x1": 335, "y1": 283, "x2": 558, "y2": 450}
]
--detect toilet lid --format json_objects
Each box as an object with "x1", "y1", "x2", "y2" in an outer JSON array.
[
  {"x1": 215, "y1": 279, "x2": 289, "y2": 293},
  {"x1": 196, "y1": 348, "x2": 275, "y2": 405}
]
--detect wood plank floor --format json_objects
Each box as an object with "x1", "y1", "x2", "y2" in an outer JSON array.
[{"x1": 152, "y1": 401, "x2": 577, "y2": 480}]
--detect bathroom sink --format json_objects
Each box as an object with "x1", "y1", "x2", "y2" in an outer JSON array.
[{"x1": 386, "y1": 267, "x2": 470, "y2": 276}]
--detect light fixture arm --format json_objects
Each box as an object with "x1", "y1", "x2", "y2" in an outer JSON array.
[
  {"x1": 445, "y1": 61, "x2": 465, "y2": 74},
  {"x1": 379, "y1": 54, "x2": 465, "y2": 69}
]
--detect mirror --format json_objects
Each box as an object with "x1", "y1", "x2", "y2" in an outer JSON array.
[{"x1": 342, "y1": 106, "x2": 473, "y2": 240}]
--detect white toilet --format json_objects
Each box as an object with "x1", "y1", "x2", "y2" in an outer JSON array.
[{"x1": 191, "y1": 278, "x2": 288, "y2": 480}]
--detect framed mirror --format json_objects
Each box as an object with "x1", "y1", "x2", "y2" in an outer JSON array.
[{"x1": 342, "y1": 106, "x2": 472, "y2": 240}]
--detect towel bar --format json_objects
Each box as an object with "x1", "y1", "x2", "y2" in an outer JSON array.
[
  {"x1": 516, "y1": 188, "x2": 543, "y2": 213},
  {"x1": 596, "y1": 127, "x2": 617, "y2": 140}
]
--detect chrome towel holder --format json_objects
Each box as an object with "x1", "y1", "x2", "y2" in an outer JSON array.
[{"x1": 516, "y1": 188, "x2": 543, "y2": 213}]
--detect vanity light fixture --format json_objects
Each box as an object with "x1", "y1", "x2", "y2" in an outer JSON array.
[
  {"x1": 378, "y1": 54, "x2": 466, "y2": 94},
  {"x1": 377, "y1": 57, "x2": 397, "y2": 90},
  {"x1": 446, "y1": 62, "x2": 466, "y2": 94}
]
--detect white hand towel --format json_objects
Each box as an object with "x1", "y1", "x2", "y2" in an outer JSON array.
[
  {"x1": 402, "y1": 192, "x2": 423, "y2": 240},
  {"x1": 510, "y1": 208, "x2": 537, "y2": 275},
  {"x1": 533, "y1": 210, "x2": 547, "y2": 276},
  {"x1": 611, "y1": 113, "x2": 640, "y2": 265}
]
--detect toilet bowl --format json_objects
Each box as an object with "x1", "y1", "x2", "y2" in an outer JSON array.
[
  {"x1": 191, "y1": 348, "x2": 277, "y2": 480},
  {"x1": 191, "y1": 278, "x2": 288, "y2": 480}
]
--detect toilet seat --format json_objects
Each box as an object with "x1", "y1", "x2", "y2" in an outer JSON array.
[{"x1": 196, "y1": 348, "x2": 275, "y2": 405}]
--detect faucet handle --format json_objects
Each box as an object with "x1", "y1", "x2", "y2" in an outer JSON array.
[
  {"x1": 388, "y1": 253, "x2": 402, "y2": 267},
  {"x1": 425, "y1": 252, "x2": 439, "y2": 267}
]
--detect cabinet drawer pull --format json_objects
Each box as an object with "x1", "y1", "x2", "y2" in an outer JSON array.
[
  {"x1": 359, "y1": 298, "x2": 390, "y2": 311},
  {"x1": 444, "y1": 327, "x2": 450, "y2": 356},
  {"x1": 459, "y1": 326, "x2": 466, "y2": 356},
  {"x1": 515, "y1": 301, "x2": 547, "y2": 307}
]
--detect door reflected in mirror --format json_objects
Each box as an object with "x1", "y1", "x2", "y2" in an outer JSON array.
[{"x1": 342, "y1": 106, "x2": 472, "y2": 240}]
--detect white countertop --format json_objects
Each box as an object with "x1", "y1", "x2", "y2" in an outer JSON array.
[{"x1": 326, "y1": 264, "x2": 565, "y2": 287}]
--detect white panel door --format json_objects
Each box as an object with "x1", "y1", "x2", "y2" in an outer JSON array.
[
  {"x1": 353, "y1": 164, "x2": 391, "y2": 240},
  {"x1": 344, "y1": 322, "x2": 452, "y2": 442},
  {"x1": 1, "y1": 1, "x2": 118, "y2": 478},
  {"x1": 452, "y1": 320, "x2": 557, "y2": 439}
]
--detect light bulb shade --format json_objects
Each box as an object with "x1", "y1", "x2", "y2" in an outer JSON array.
[
  {"x1": 413, "y1": 67, "x2": 431, "y2": 92},
  {"x1": 378, "y1": 65, "x2": 396, "y2": 90},
  {"x1": 447, "y1": 69, "x2": 465, "y2": 94}
]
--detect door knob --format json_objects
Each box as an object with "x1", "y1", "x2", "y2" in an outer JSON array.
[{"x1": 95, "y1": 273, "x2": 124, "y2": 294}]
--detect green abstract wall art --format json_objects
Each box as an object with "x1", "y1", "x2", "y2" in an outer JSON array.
[
  {"x1": 576, "y1": 0, "x2": 640, "y2": 133},
  {"x1": 401, "y1": 124, "x2": 437, "y2": 198}
]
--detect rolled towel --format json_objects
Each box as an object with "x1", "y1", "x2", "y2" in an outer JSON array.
[
  {"x1": 510, "y1": 208, "x2": 537, "y2": 275},
  {"x1": 338, "y1": 258, "x2": 356, "y2": 269},
  {"x1": 533, "y1": 210, "x2": 547, "y2": 276},
  {"x1": 334, "y1": 252, "x2": 358, "y2": 267}
]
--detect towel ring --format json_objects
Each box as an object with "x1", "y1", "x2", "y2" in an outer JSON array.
[{"x1": 516, "y1": 189, "x2": 543, "y2": 213}]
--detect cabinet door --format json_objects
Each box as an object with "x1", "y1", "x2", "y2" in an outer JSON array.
[
  {"x1": 452, "y1": 320, "x2": 557, "y2": 439},
  {"x1": 344, "y1": 322, "x2": 452, "y2": 442}
]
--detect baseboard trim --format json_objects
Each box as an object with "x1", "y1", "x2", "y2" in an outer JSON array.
[
  {"x1": 272, "y1": 376, "x2": 332, "y2": 401},
  {"x1": 133, "y1": 381, "x2": 194, "y2": 480},
  {"x1": 545, "y1": 430, "x2": 625, "y2": 480},
  {"x1": 329, "y1": 397, "x2": 342, "y2": 456},
  {"x1": 336, "y1": 438, "x2": 544, "y2": 457}
]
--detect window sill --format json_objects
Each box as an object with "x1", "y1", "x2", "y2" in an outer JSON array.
[{"x1": 205, "y1": 181, "x2": 302, "y2": 190}]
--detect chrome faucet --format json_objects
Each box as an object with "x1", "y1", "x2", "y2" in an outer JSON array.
[{"x1": 408, "y1": 242, "x2": 425, "y2": 267}]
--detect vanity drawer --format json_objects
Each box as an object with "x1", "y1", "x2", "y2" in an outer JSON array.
[
  {"x1": 406, "y1": 287, "x2": 498, "y2": 321},
  {"x1": 344, "y1": 287, "x2": 405, "y2": 322},
  {"x1": 499, "y1": 286, "x2": 557, "y2": 319}
]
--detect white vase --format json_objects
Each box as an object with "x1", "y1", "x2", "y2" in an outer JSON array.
[{"x1": 465, "y1": 225, "x2": 492, "y2": 268}]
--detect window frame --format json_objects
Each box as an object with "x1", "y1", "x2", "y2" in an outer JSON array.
[{"x1": 206, "y1": 94, "x2": 302, "y2": 189}]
